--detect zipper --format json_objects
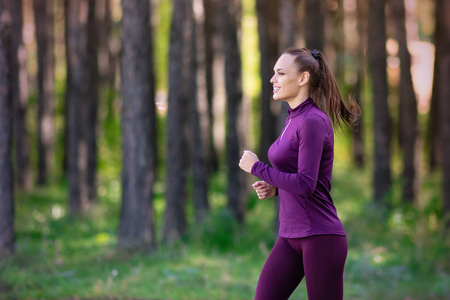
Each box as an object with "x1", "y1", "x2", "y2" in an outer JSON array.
[{"x1": 279, "y1": 118, "x2": 291, "y2": 141}]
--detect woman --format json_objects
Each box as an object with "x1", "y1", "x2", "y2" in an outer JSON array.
[{"x1": 239, "y1": 48, "x2": 360, "y2": 300}]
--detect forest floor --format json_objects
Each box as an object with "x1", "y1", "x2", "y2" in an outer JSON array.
[{"x1": 1, "y1": 165, "x2": 449, "y2": 300}]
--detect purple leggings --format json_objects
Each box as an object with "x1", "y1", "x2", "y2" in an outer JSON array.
[{"x1": 254, "y1": 235, "x2": 347, "y2": 300}]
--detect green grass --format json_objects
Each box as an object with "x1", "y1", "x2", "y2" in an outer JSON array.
[{"x1": 1, "y1": 166, "x2": 449, "y2": 299}]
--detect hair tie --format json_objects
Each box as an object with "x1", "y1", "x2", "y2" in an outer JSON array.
[{"x1": 311, "y1": 49, "x2": 319, "y2": 59}]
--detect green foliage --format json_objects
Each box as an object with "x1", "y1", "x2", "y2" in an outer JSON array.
[
  {"x1": 97, "y1": 89, "x2": 122, "y2": 183},
  {"x1": 154, "y1": 0, "x2": 172, "y2": 91},
  {"x1": 191, "y1": 208, "x2": 241, "y2": 252},
  {"x1": 333, "y1": 167, "x2": 450, "y2": 300}
]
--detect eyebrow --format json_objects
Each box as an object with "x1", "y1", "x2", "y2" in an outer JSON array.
[{"x1": 274, "y1": 68, "x2": 286, "y2": 72}]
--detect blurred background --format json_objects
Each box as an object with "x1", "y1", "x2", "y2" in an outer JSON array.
[{"x1": 0, "y1": 0, "x2": 449, "y2": 299}]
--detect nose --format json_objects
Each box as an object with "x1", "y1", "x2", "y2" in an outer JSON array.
[{"x1": 270, "y1": 74, "x2": 276, "y2": 83}]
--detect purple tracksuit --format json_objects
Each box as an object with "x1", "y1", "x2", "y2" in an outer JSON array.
[{"x1": 251, "y1": 98, "x2": 347, "y2": 300}]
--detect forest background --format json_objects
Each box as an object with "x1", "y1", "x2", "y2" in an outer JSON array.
[{"x1": 0, "y1": 0, "x2": 450, "y2": 299}]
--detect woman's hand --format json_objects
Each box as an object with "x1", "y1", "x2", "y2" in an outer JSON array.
[
  {"x1": 239, "y1": 150, "x2": 259, "y2": 173},
  {"x1": 252, "y1": 181, "x2": 276, "y2": 199}
]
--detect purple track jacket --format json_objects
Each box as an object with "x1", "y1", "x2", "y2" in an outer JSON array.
[{"x1": 251, "y1": 98, "x2": 346, "y2": 238}]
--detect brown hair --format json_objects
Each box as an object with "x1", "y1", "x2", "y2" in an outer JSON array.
[{"x1": 283, "y1": 48, "x2": 360, "y2": 130}]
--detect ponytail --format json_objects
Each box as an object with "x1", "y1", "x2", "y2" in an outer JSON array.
[{"x1": 284, "y1": 48, "x2": 361, "y2": 130}]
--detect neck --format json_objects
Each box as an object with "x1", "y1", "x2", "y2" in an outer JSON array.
[{"x1": 286, "y1": 89, "x2": 310, "y2": 108}]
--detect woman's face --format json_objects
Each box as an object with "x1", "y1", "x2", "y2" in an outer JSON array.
[{"x1": 270, "y1": 54, "x2": 304, "y2": 104}]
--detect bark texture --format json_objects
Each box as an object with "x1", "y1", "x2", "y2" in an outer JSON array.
[
  {"x1": 428, "y1": 0, "x2": 443, "y2": 170},
  {"x1": 221, "y1": 0, "x2": 245, "y2": 223},
  {"x1": 119, "y1": 0, "x2": 157, "y2": 251},
  {"x1": 11, "y1": 0, "x2": 31, "y2": 189},
  {"x1": 190, "y1": 0, "x2": 210, "y2": 222},
  {"x1": 33, "y1": 0, "x2": 55, "y2": 185},
  {"x1": 0, "y1": 0, "x2": 15, "y2": 257},
  {"x1": 97, "y1": 0, "x2": 115, "y2": 87},
  {"x1": 203, "y1": 0, "x2": 219, "y2": 174},
  {"x1": 87, "y1": 0, "x2": 98, "y2": 202},
  {"x1": 368, "y1": 0, "x2": 391, "y2": 203},
  {"x1": 305, "y1": 0, "x2": 325, "y2": 51},
  {"x1": 332, "y1": 0, "x2": 345, "y2": 83},
  {"x1": 391, "y1": 0, "x2": 418, "y2": 203},
  {"x1": 163, "y1": 0, "x2": 191, "y2": 243},
  {"x1": 279, "y1": 0, "x2": 299, "y2": 51},
  {"x1": 65, "y1": 0, "x2": 97, "y2": 214},
  {"x1": 352, "y1": 0, "x2": 367, "y2": 168}
]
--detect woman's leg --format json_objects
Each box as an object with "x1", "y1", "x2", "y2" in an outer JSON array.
[
  {"x1": 292, "y1": 235, "x2": 348, "y2": 300},
  {"x1": 254, "y1": 236, "x2": 305, "y2": 300}
]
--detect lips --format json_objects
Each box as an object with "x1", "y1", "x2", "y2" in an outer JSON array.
[{"x1": 273, "y1": 86, "x2": 280, "y2": 93}]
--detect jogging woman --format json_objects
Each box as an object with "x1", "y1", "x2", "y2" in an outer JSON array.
[{"x1": 239, "y1": 48, "x2": 360, "y2": 300}]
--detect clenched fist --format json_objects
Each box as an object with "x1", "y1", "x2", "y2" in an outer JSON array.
[
  {"x1": 239, "y1": 150, "x2": 259, "y2": 173},
  {"x1": 252, "y1": 181, "x2": 276, "y2": 199}
]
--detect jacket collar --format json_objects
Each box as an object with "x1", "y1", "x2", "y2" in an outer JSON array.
[{"x1": 287, "y1": 98, "x2": 313, "y2": 118}]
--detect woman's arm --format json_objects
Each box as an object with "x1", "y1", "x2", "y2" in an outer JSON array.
[{"x1": 251, "y1": 115, "x2": 327, "y2": 197}]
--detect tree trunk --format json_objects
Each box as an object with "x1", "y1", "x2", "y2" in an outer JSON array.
[
  {"x1": 256, "y1": 0, "x2": 279, "y2": 164},
  {"x1": 97, "y1": 0, "x2": 119, "y2": 124},
  {"x1": 279, "y1": 0, "x2": 298, "y2": 51},
  {"x1": 221, "y1": 0, "x2": 245, "y2": 223},
  {"x1": 163, "y1": 0, "x2": 192, "y2": 243},
  {"x1": 368, "y1": 0, "x2": 391, "y2": 203},
  {"x1": 87, "y1": 0, "x2": 99, "y2": 202},
  {"x1": 0, "y1": 0, "x2": 15, "y2": 257},
  {"x1": 438, "y1": 0, "x2": 450, "y2": 227},
  {"x1": 63, "y1": 0, "x2": 69, "y2": 175},
  {"x1": 352, "y1": 0, "x2": 367, "y2": 168},
  {"x1": 118, "y1": 0, "x2": 157, "y2": 251},
  {"x1": 190, "y1": 0, "x2": 210, "y2": 223},
  {"x1": 33, "y1": 0, "x2": 55, "y2": 185},
  {"x1": 390, "y1": 0, "x2": 418, "y2": 204},
  {"x1": 428, "y1": 64, "x2": 441, "y2": 170},
  {"x1": 428, "y1": 0, "x2": 443, "y2": 171},
  {"x1": 332, "y1": 0, "x2": 345, "y2": 84},
  {"x1": 203, "y1": 0, "x2": 219, "y2": 174},
  {"x1": 11, "y1": 0, "x2": 31, "y2": 190},
  {"x1": 65, "y1": 0, "x2": 92, "y2": 214},
  {"x1": 64, "y1": 0, "x2": 98, "y2": 209},
  {"x1": 97, "y1": 0, "x2": 113, "y2": 87},
  {"x1": 305, "y1": 0, "x2": 325, "y2": 51}
]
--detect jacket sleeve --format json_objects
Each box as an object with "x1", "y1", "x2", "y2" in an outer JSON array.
[{"x1": 251, "y1": 115, "x2": 327, "y2": 197}]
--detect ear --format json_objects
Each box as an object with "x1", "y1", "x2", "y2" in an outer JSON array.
[{"x1": 298, "y1": 72, "x2": 310, "y2": 87}]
